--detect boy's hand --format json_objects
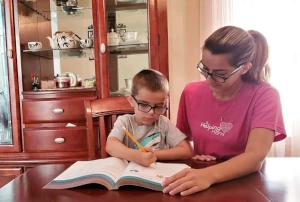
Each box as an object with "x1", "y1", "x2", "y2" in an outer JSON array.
[
  {"x1": 192, "y1": 155, "x2": 216, "y2": 161},
  {"x1": 135, "y1": 147, "x2": 157, "y2": 167}
]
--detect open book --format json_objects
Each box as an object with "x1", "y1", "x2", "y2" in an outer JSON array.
[{"x1": 43, "y1": 157, "x2": 190, "y2": 191}]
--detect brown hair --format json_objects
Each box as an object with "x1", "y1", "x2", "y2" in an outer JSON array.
[
  {"x1": 131, "y1": 69, "x2": 169, "y2": 96},
  {"x1": 204, "y1": 26, "x2": 270, "y2": 83}
]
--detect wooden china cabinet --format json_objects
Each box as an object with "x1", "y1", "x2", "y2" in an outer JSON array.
[{"x1": 0, "y1": 0, "x2": 168, "y2": 187}]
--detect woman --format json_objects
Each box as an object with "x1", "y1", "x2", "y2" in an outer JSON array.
[{"x1": 162, "y1": 26, "x2": 286, "y2": 196}]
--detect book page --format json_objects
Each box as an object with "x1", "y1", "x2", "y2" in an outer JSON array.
[
  {"x1": 119, "y1": 162, "x2": 190, "y2": 185},
  {"x1": 53, "y1": 157, "x2": 128, "y2": 183}
]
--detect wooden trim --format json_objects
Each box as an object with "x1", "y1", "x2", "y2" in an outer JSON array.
[
  {"x1": 85, "y1": 100, "x2": 96, "y2": 159},
  {"x1": 0, "y1": 168, "x2": 22, "y2": 176},
  {"x1": 0, "y1": 151, "x2": 89, "y2": 165},
  {"x1": 99, "y1": 116, "x2": 106, "y2": 158},
  {"x1": 148, "y1": 0, "x2": 159, "y2": 70},
  {"x1": 93, "y1": 0, "x2": 109, "y2": 99},
  {"x1": 0, "y1": 0, "x2": 22, "y2": 152},
  {"x1": 156, "y1": 0, "x2": 169, "y2": 80}
]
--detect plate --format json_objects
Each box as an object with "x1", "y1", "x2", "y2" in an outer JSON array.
[{"x1": 65, "y1": 72, "x2": 77, "y2": 87}]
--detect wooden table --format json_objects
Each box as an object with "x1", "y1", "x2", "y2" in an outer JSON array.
[{"x1": 0, "y1": 158, "x2": 299, "y2": 202}]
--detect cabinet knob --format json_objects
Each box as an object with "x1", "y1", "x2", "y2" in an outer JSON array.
[
  {"x1": 54, "y1": 138, "x2": 65, "y2": 144},
  {"x1": 53, "y1": 108, "x2": 64, "y2": 114},
  {"x1": 100, "y1": 43, "x2": 106, "y2": 53}
]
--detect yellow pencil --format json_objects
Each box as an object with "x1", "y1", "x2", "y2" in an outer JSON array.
[{"x1": 122, "y1": 126, "x2": 146, "y2": 152}]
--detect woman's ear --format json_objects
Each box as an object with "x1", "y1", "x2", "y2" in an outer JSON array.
[
  {"x1": 241, "y1": 63, "x2": 252, "y2": 75},
  {"x1": 125, "y1": 94, "x2": 135, "y2": 107}
]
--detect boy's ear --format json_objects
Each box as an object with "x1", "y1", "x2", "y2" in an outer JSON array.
[{"x1": 125, "y1": 94, "x2": 135, "y2": 107}]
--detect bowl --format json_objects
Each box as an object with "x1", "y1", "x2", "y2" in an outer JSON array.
[
  {"x1": 28, "y1": 42, "x2": 42, "y2": 50},
  {"x1": 107, "y1": 38, "x2": 120, "y2": 46},
  {"x1": 123, "y1": 31, "x2": 138, "y2": 41}
]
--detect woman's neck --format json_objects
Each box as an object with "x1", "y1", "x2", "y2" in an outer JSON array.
[{"x1": 213, "y1": 81, "x2": 244, "y2": 101}]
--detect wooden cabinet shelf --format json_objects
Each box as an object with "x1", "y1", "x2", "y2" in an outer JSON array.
[
  {"x1": 109, "y1": 43, "x2": 148, "y2": 55},
  {"x1": 22, "y1": 48, "x2": 94, "y2": 59},
  {"x1": 106, "y1": 3, "x2": 147, "y2": 11}
]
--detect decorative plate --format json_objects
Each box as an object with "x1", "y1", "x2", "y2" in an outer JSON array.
[{"x1": 65, "y1": 72, "x2": 77, "y2": 87}]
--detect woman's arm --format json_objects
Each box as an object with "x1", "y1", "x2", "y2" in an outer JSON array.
[
  {"x1": 162, "y1": 127, "x2": 274, "y2": 196},
  {"x1": 154, "y1": 139, "x2": 193, "y2": 160}
]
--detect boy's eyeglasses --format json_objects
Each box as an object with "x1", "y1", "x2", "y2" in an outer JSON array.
[
  {"x1": 197, "y1": 60, "x2": 244, "y2": 83},
  {"x1": 131, "y1": 95, "x2": 168, "y2": 115}
]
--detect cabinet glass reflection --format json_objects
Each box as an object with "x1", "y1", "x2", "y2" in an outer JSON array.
[
  {"x1": 0, "y1": 1, "x2": 13, "y2": 144},
  {"x1": 106, "y1": 0, "x2": 149, "y2": 96}
]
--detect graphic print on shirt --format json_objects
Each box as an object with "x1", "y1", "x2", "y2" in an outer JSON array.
[
  {"x1": 133, "y1": 132, "x2": 161, "y2": 150},
  {"x1": 200, "y1": 121, "x2": 233, "y2": 136}
]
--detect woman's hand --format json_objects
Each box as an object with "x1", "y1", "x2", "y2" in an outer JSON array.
[
  {"x1": 162, "y1": 168, "x2": 213, "y2": 196},
  {"x1": 192, "y1": 155, "x2": 216, "y2": 161},
  {"x1": 134, "y1": 147, "x2": 157, "y2": 167}
]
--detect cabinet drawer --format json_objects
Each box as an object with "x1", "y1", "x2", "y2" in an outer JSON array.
[
  {"x1": 23, "y1": 127, "x2": 87, "y2": 152},
  {"x1": 22, "y1": 100, "x2": 86, "y2": 123}
]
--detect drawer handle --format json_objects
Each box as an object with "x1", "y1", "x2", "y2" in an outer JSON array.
[
  {"x1": 53, "y1": 108, "x2": 64, "y2": 114},
  {"x1": 54, "y1": 138, "x2": 65, "y2": 144}
]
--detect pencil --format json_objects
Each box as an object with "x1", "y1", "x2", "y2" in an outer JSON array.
[{"x1": 122, "y1": 126, "x2": 146, "y2": 152}]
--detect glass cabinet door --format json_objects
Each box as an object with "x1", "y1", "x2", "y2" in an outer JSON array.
[
  {"x1": 0, "y1": 0, "x2": 12, "y2": 145},
  {"x1": 105, "y1": 0, "x2": 149, "y2": 96},
  {"x1": 17, "y1": 0, "x2": 95, "y2": 92}
]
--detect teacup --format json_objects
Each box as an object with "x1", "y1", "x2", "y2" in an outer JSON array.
[
  {"x1": 79, "y1": 39, "x2": 93, "y2": 48},
  {"x1": 28, "y1": 42, "x2": 42, "y2": 50},
  {"x1": 125, "y1": 78, "x2": 133, "y2": 88}
]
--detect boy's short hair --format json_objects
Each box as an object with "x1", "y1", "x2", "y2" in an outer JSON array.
[{"x1": 131, "y1": 69, "x2": 169, "y2": 96}]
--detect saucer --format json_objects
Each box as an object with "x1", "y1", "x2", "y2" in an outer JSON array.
[
  {"x1": 121, "y1": 87, "x2": 131, "y2": 93},
  {"x1": 65, "y1": 72, "x2": 77, "y2": 87}
]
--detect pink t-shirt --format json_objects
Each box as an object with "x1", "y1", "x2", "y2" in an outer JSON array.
[{"x1": 177, "y1": 81, "x2": 286, "y2": 159}]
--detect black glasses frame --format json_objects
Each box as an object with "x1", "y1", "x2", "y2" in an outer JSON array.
[
  {"x1": 197, "y1": 60, "x2": 244, "y2": 83},
  {"x1": 131, "y1": 95, "x2": 168, "y2": 115}
]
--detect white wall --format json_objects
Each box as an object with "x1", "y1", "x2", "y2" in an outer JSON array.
[{"x1": 167, "y1": 0, "x2": 201, "y2": 123}]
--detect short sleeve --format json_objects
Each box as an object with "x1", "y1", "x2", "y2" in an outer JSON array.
[
  {"x1": 176, "y1": 87, "x2": 192, "y2": 139},
  {"x1": 251, "y1": 86, "x2": 286, "y2": 141},
  {"x1": 160, "y1": 116, "x2": 186, "y2": 148},
  {"x1": 108, "y1": 115, "x2": 129, "y2": 141}
]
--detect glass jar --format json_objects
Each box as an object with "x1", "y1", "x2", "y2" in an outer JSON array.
[
  {"x1": 107, "y1": 29, "x2": 120, "y2": 46},
  {"x1": 55, "y1": 74, "x2": 70, "y2": 88},
  {"x1": 83, "y1": 76, "x2": 96, "y2": 87},
  {"x1": 76, "y1": 75, "x2": 82, "y2": 87}
]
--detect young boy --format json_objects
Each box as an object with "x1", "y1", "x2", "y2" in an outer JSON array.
[{"x1": 106, "y1": 69, "x2": 192, "y2": 167}]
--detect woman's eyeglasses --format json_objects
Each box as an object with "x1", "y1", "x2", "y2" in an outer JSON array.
[
  {"x1": 131, "y1": 95, "x2": 168, "y2": 115},
  {"x1": 197, "y1": 60, "x2": 243, "y2": 83}
]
